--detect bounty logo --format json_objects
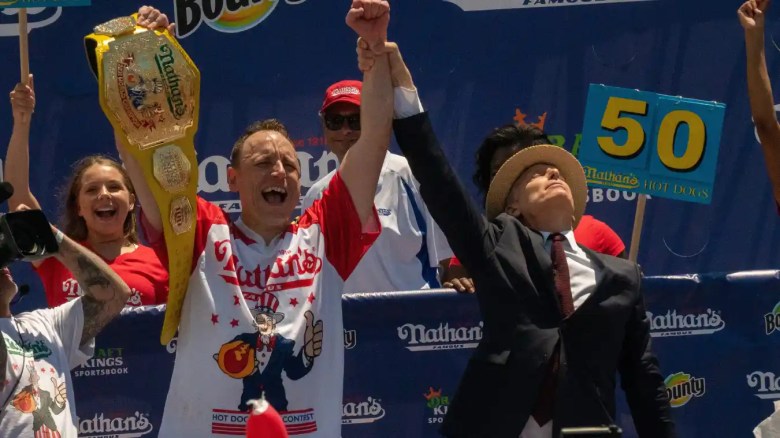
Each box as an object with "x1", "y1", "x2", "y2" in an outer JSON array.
[
  {"x1": 73, "y1": 347, "x2": 128, "y2": 378},
  {"x1": 174, "y1": 0, "x2": 308, "y2": 38},
  {"x1": 78, "y1": 411, "x2": 153, "y2": 437},
  {"x1": 0, "y1": 7, "x2": 61, "y2": 37},
  {"x1": 664, "y1": 372, "x2": 706, "y2": 408},
  {"x1": 424, "y1": 387, "x2": 449, "y2": 424},
  {"x1": 444, "y1": 0, "x2": 657, "y2": 11},
  {"x1": 342, "y1": 396, "x2": 385, "y2": 425},
  {"x1": 764, "y1": 301, "x2": 780, "y2": 335},
  {"x1": 397, "y1": 321, "x2": 483, "y2": 351},
  {"x1": 647, "y1": 308, "x2": 725, "y2": 337},
  {"x1": 747, "y1": 371, "x2": 780, "y2": 400}
]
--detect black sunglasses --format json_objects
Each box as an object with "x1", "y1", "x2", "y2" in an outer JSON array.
[{"x1": 323, "y1": 113, "x2": 361, "y2": 131}]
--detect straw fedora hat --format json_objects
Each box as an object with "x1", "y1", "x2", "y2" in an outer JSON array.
[{"x1": 485, "y1": 144, "x2": 587, "y2": 227}]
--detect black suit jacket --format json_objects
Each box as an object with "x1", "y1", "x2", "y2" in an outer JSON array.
[{"x1": 393, "y1": 112, "x2": 675, "y2": 438}]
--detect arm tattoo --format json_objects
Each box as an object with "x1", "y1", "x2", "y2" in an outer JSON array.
[
  {"x1": 55, "y1": 240, "x2": 130, "y2": 347},
  {"x1": 76, "y1": 254, "x2": 114, "y2": 291},
  {"x1": 80, "y1": 296, "x2": 112, "y2": 347}
]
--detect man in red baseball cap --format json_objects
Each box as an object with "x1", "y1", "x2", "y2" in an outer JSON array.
[{"x1": 303, "y1": 70, "x2": 452, "y2": 294}]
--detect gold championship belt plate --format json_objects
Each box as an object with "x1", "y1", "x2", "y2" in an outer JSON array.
[{"x1": 85, "y1": 15, "x2": 199, "y2": 344}]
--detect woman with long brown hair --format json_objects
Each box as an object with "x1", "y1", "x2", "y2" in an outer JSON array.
[{"x1": 5, "y1": 76, "x2": 168, "y2": 307}]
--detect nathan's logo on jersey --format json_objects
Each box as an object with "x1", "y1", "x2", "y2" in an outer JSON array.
[
  {"x1": 647, "y1": 309, "x2": 725, "y2": 337},
  {"x1": 73, "y1": 347, "x2": 128, "y2": 378},
  {"x1": 747, "y1": 371, "x2": 780, "y2": 400},
  {"x1": 397, "y1": 321, "x2": 483, "y2": 351},
  {"x1": 174, "y1": 0, "x2": 308, "y2": 38},
  {"x1": 764, "y1": 301, "x2": 780, "y2": 335},
  {"x1": 423, "y1": 387, "x2": 449, "y2": 424},
  {"x1": 2, "y1": 333, "x2": 52, "y2": 360},
  {"x1": 342, "y1": 396, "x2": 385, "y2": 425},
  {"x1": 215, "y1": 239, "x2": 323, "y2": 291},
  {"x1": 78, "y1": 411, "x2": 153, "y2": 437},
  {"x1": 664, "y1": 372, "x2": 706, "y2": 408},
  {"x1": 344, "y1": 329, "x2": 357, "y2": 350},
  {"x1": 62, "y1": 278, "x2": 143, "y2": 306},
  {"x1": 445, "y1": 0, "x2": 656, "y2": 11}
]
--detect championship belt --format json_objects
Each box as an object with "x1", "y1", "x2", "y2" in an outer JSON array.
[{"x1": 85, "y1": 15, "x2": 200, "y2": 345}]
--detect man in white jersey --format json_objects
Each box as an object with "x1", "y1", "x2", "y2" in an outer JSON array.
[
  {"x1": 0, "y1": 222, "x2": 132, "y2": 437},
  {"x1": 118, "y1": 2, "x2": 395, "y2": 436},
  {"x1": 302, "y1": 79, "x2": 452, "y2": 293}
]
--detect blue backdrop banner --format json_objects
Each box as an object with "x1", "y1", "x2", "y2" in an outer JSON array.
[{"x1": 68, "y1": 273, "x2": 780, "y2": 437}]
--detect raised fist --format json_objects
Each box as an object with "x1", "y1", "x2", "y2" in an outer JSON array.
[
  {"x1": 303, "y1": 310, "x2": 323, "y2": 359},
  {"x1": 738, "y1": 0, "x2": 771, "y2": 30},
  {"x1": 346, "y1": 0, "x2": 390, "y2": 53},
  {"x1": 9, "y1": 74, "x2": 35, "y2": 123}
]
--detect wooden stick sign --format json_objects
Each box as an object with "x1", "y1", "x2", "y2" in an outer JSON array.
[{"x1": 578, "y1": 84, "x2": 726, "y2": 263}]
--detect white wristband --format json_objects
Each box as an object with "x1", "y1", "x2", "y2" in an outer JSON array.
[{"x1": 53, "y1": 229, "x2": 64, "y2": 245}]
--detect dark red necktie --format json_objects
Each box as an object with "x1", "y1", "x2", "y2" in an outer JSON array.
[
  {"x1": 550, "y1": 233, "x2": 575, "y2": 318},
  {"x1": 531, "y1": 233, "x2": 574, "y2": 426}
]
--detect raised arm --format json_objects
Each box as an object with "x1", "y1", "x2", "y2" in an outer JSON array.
[
  {"x1": 740, "y1": 0, "x2": 780, "y2": 204},
  {"x1": 114, "y1": 135, "x2": 162, "y2": 233},
  {"x1": 361, "y1": 42, "x2": 494, "y2": 271},
  {"x1": 5, "y1": 75, "x2": 42, "y2": 212},
  {"x1": 340, "y1": 0, "x2": 394, "y2": 227},
  {"x1": 53, "y1": 230, "x2": 131, "y2": 346}
]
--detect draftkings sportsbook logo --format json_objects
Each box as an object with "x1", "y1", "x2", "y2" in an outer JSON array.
[
  {"x1": 78, "y1": 411, "x2": 153, "y2": 438},
  {"x1": 397, "y1": 321, "x2": 483, "y2": 351},
  {"x1": 342, "y1": 396, "x2": 385, "y2": 425},
  {"x1": 647, "y1": 309, "x2": 725, "y2": 337},
  {"x1": 73, "y1": 347, "x2": 128, "y2": 378},
  {"x1": 664, "y1": 372, "x2": 706, "y2": 408},
  {"x1": 764, "y1": 301, "x2": 780, "y2": 335},
  {"x1": 747, "y1": 371, "x2": 780, "y2": 400},
  {"x1": 424, "y1": 387, "x2": 450, "y2": 424}
]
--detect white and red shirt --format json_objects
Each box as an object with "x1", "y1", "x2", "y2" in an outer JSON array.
[
  {"x1": 153, "y1": 172, "x2": 378, "y2": 437},
  {"x1": 35, "y1": 245, "x2": 168, "y2": 307},
  {"x1": 302, "y1": 152, "x2": 452, "y2": 293}
]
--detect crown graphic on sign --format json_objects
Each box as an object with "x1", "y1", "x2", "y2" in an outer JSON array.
[
  {"x1": 423, "y1": 387, "x2": 442, "y2": 401},
  {"x1": 513, "y1": 107, "x2": 548, "y2": 130}
]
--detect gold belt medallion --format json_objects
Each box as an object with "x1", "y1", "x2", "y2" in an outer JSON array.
[{"x1": 85, "y1": 14, "x2": 200, "y2": 344}]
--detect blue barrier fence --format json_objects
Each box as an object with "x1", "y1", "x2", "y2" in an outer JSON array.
[{"x1": 70, "y1": 272, "x2": 780, "y2": 437}]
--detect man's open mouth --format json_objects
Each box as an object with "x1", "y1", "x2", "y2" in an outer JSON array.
[{"x1": 262, "y1": 187, "x2": 288, "y2": 204}]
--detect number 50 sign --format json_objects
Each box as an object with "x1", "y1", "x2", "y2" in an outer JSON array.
[{"x1": 579, "y1": 84, "x2": 726, "y2": 204}]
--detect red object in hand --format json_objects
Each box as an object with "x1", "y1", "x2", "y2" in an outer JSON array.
[{"x1": 246, "y1": 398, "x2": 288, "y2": 438}]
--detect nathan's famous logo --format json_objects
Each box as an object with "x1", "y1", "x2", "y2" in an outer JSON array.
[
  {"x1": 2, "y1": 333, "x2": 52, "y2": 360},
  {"x1": 397, "y1": 321, "x2": 483, "y2": 351},
  {"x1": 78, "y1": 411, "x2": 153, "y2": 437},
  {"x1": 444, "y1": 0, "x2": 656, "y2": 11},
  {"x1": 154, "y1": 44, "x2": 186, "y2": 119},
  {"x1": 342, "y1": 396, "x2": 385, "y2": 425},
  {"x1": 647, "y1": 308, "x2": 725, "y2": 338},
  {"x1": 215, "y1": 239, "x2": 323, "y2": 292},
  {"x1": 424, "y1": 387, "x2": 449, "y2": 424},
  {"x1": 174, "y1": 0, "x2": 308, "y2": 38},
  {"x1": 73, "y1": 347, "x2": 128, "y2": 378},
  {"x1": 747, "y1": 371, "x2": 780, "y2": 400},
  {"x1": 344, "y1": 329, "x2": 357, "y2": 350},
  {"x1": 764, "y1": 301, "x2": 780, "y2": 335},
  {"x1": 583, "y1": 166, "x2": 640, "y2": 190},
  {"x1": 664, "y1": 372, "x2": 706, "y2": 408}
]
